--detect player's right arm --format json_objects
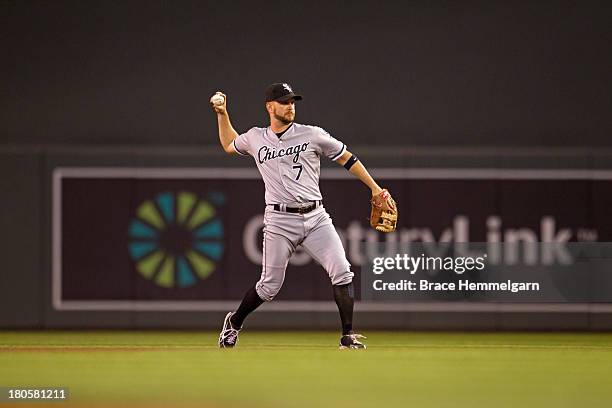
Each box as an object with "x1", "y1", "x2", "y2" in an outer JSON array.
[{"x1": 210, "y1": 91, "x2": 239, "y2": 155}]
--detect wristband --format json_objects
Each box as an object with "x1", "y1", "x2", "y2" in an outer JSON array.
[{"x1": 343, "y1": 154, "x2": 359, "y2": 171}]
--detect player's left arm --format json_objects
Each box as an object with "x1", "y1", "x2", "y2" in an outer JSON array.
[{"x1": 336, "y1": 150, "x2": 383, "y2": 197}]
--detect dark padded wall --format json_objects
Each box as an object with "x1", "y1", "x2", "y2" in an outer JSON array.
[
  {"x1": 0, "y1": 152, "x2": 42, "y2": 327},
  {"x1": 2, "y1": 1, "x2": 610, "y2": 146}
]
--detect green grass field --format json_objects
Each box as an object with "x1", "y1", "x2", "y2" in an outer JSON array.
[{"x1": 1, "y1": 331, "x2": 612, "y2": 407}]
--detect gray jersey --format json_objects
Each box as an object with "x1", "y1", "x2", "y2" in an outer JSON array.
[{"x1": 233, "y1": 123, "x2": 346, "y2": 204}]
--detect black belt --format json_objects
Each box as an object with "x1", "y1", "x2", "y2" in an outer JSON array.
[{"x1": 272, "y1": 201, "x2": 323, "y2": 214}]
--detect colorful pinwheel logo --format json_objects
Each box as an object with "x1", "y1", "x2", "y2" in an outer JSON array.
[{"x1": 128, "y1": 191, "x2": 224, "y2": 288}]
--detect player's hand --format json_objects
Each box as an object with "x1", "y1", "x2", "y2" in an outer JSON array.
[
  {"x1": 371, "y1": 187, "x2": 383, "y2": 197},
  {"x1": 210, "y1": 91, "x2": 227, "y2": 115}
]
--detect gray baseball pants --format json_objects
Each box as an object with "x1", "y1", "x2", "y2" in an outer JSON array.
[{"x1": 255, "y1": 205, "x2": 353, "y2": 301}]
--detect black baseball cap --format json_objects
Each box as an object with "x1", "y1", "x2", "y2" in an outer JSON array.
[{"x1": 265, "y1": 83, "x2": 303, "y2": 102}]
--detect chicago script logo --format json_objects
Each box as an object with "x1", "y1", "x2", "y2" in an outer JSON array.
[{"x1": 258, "y1": 142, "x2": 310, "y2": 164}]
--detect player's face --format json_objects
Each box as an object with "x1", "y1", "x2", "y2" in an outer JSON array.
[{"x1": 271, "y1": 99, "x2": 296, "y2": 124}]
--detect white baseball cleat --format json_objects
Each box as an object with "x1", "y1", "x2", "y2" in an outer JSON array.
[
  {"x1": 339, "y1": 333, "x2": 367, "y2": 350},
  {"x1": 218, "y1": 312, "x2": 241, "y2": 348}
]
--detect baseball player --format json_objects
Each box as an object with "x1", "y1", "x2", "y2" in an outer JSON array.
[{"x1": 211, "y1": 83, "x2": 397, "y2": 349}]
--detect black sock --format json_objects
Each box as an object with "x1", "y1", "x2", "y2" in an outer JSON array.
[
  {"x1": 333, "y1": 282, "x2": 354, "y2": 335},
  {"x1": 230, "y1": 286, "x2": 264, "y2": 328}
]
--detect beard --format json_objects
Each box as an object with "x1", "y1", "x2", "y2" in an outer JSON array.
[{"x1": 273, "y1": 111, "x2": 295, "y2": 125}]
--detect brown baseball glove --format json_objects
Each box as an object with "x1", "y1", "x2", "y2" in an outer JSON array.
[{"x1": 370, "y1": 189, "x2": 398, "y2": 232}]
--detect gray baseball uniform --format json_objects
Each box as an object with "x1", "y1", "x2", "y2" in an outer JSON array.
[{"x1": 233, "y1": 123, "x2": 353, "y2": 301}]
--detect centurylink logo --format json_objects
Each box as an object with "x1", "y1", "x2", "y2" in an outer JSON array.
[{"x1": 128, "y1": 191, "x2": 225, "y2": 288}]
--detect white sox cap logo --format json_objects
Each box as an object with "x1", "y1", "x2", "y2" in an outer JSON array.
[{"x1": 282, "y1": 83, "x2": 292, "y2": 93}]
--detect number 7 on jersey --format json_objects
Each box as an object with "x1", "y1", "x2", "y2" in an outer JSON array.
[{"x1": 292, "y1": 164, "x2": 303, "y2": 180}]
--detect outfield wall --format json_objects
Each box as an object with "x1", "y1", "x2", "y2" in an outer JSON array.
[
  {"x1": 4, "y1": 2, "x2": 610, "y2": 148},
  {"x1": 2, "y1": 145, "x2": 612, "y2": 330}
]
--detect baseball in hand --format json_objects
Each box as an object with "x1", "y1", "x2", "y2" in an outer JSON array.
[{"x1": 210, "y1": 94, "x2": 225, "y2": 106}]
